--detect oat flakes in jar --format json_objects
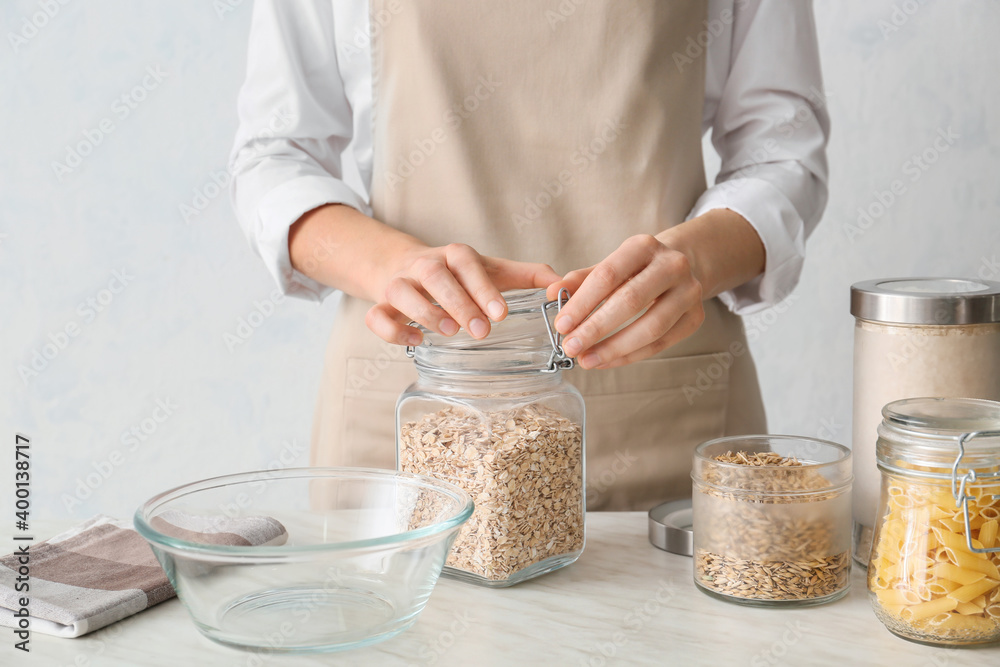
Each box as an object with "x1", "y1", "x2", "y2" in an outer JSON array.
[
  {"x1": 396, "y1": 289, "x2": 585, "y2": 587},
  {"x1": 869, "y1": 397, "x2": 1000, "y2": 645}
]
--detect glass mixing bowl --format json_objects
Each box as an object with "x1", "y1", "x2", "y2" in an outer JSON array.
[{"x1": 134, "y1": 467, "x2": 474, "y2": 653}]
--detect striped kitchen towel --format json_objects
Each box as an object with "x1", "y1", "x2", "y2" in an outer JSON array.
[{"x1": 0, "y1": 513, "x2": 287, "y2": 638}]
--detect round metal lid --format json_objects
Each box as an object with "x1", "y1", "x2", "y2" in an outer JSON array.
[
  {"x1": 850, "y1": 277, "x2": 1000, "y2": 325},
  {"x1": 647, "y1": 499, "x2": 693, "y2": 556}
]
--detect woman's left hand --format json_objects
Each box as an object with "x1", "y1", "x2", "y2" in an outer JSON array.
[{"x1": 545, "y1": 234, "x2": 705, "y2": 370}]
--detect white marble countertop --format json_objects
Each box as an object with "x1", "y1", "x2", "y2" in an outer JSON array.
[{"x1": 20, "y1": 514, "x2": 1000, "y2": 666}]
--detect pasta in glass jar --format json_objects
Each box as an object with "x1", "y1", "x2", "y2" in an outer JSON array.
[{"x1": 868, "y1": 397, "x2": 1000, "y2": 645}]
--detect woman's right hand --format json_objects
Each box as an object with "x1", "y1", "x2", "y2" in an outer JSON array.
[{"x1": 365, "y1": 243, "x2": 560, "y2": 346}]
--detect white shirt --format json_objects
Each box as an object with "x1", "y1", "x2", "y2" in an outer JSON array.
[{"x1": 229, "y1": 0, "x2": 830, "y2": 315}]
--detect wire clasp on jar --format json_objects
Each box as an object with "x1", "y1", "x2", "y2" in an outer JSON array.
[
  {"x1": 951, "y1": 429, "x2": 1000, "y2": 555},
  {"x1": 541, "y1": 288, "x2": 575, "y2": 373}
]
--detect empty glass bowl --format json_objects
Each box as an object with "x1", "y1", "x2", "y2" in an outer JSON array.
[{"x1": 134, "y1": 467, "x2": 474, "y2": 653}]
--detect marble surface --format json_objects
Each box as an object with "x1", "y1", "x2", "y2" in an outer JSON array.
[{"x1": 20, "y1": 514, "x2": 1000, "y2": 666}]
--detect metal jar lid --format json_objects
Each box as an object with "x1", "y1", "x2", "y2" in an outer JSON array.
[
  {"x1": 850, "y1": 277, "x2": 1000, "y2": 325},
  {"x1": 648, "y1": 499, "x2": 693, "y2": 556}
]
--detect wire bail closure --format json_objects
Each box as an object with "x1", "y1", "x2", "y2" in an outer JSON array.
[
  {"x1": 950, "y1": 429, "x2": 1000, "y2": 555},
  {"x1": 405, "y1": 289, "x2": 575, "y2": 373},
  {"x1": 541, "y1": 288, "x2": 575, "y2": 373}
]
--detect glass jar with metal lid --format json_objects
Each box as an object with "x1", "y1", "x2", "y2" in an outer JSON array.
[
  {"x1": 868, "y1": 397, "x2": 1000, "y2": 645},
  {"x1": 396, "y1": 288, "x2": 585, "y2": 587},
  {"x1": 851, "y1": 278, "x2": 1000, "y2": 566}
]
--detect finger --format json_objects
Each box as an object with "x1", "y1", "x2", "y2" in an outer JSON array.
[
  {"x1": 488, "y1": 257, "x2": 562, "y2": 291},
  {"x1": 594, "y1": 310, "x2": 706, "y2": 369},
  {"x1": 578, "y1": 293, "x2": 705, "y2": 369},
  {"x1": 555, "y1": 235, "x2": 660, "y2": 337},
  {"x1": 444, "y1": 244, "x2": 508, "y2": 322},
  {"x1": 562, "y1": 254, "x2": 694, "y2": 358},
  {"x1": 414, "y1": 254, "x2": 492, "y2": 339},
  {"x1": 365, "y1": 303, "x2": 424, "y2": 346},
  {"x1": 383, "y1": 276, "x2": 460, "y2": 336},
  {"x1": 546, "y1": 267, "x2": 592, "y2": 302}
]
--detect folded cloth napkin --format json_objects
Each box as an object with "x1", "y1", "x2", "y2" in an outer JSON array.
[{"x1": 0, "y1": 513, "x2": 287, "y2": 638}]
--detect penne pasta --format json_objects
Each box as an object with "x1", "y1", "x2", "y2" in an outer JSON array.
[
  {"x1": 876, "y1": 587, "x2": 922, "y2": 606},
  {"x1": 980, "y1": 520, "x2": 999, "y2": 549},
  {"x1": 947, "y1": 549, "x2": 1000, "y2": 579},
  {"x1": 933, "y1": 527, "x2": 987, "y2": 557},
  {"x1": 926, "y1": 579, "x2": 962, "y2": 595},
  {"x1": 869, "y1": 474, "x2": 1000, "y2": 642},
  {"x1": 931, "y1": 562, "x2": 986, "y2": 586},
  {"x1": 901, "y1": 596, "x2": 959, "y2": 621},
  {"x1": 947, "y1": 578, "x2": 1000, "y2": 604},
  {"x1": 956, "y1": 601, "x2": 983, "y2": 615}
]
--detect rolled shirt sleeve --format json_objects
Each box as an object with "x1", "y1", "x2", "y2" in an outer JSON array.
[
  {"x1": 229, "y1": 0, "x2": 368, "y2": 301},
  {"x1": 693, "y1": 0, "x2": 831, "y2": 314}
]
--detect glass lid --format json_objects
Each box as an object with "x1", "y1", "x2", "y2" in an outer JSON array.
[{"x1": 409, "y1": 288, "x2": 569, "y2": 374}]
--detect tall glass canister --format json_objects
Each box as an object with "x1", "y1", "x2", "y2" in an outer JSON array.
[
  {"x1": 868, "y1": 397, "x2": 1000, "y2": 645},
  {"x1": 396, "y1": 289, "x2": 585, "y2": 587},
  {"x1": 851, "y1": 278, "x2": 1000, "y2": 566}
]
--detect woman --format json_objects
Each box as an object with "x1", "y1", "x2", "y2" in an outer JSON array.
[{"x1": 229, "y1": 0, "x2": 829, "y2": 510}]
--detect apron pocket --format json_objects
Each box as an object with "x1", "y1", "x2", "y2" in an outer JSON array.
[
  {"x1": 566, "y1": 353, "x2": 731, "y2": 511},
  {"x1": 341, "y1": 357, "x2": 417, "y2": 469}
]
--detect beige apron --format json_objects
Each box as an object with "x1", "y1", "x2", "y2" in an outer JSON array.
[{"x1": 311, "y1": 0, "x2": 767, "y2": 511}]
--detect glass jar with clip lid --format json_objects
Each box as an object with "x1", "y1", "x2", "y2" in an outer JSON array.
[
  {"x1": 868, "y1": 397, "x2": 1000, "y2": 645},
  {"x1": 396, "y1": 288, "x2": 585, "y2": 587}
]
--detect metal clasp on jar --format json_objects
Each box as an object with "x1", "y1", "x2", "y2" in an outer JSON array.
[
  {"x1": 541, "y1": 288, "x2": 575, "y2": 373},
  {"x1": 951, "y1": 429, "x2": 1000, "y2": 555}
]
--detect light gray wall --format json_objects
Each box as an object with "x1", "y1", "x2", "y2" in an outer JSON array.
[{"x1": 4, "y1": 0, "x2": 998, "y2": 521}]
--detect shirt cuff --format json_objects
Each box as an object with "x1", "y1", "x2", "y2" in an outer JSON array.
[
  {"x1": 688, "y1": 177, "x2": 806, "y2": 315},
  {"x1": 254, "y1": 175, "x2": 368, "y2": 302}
]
